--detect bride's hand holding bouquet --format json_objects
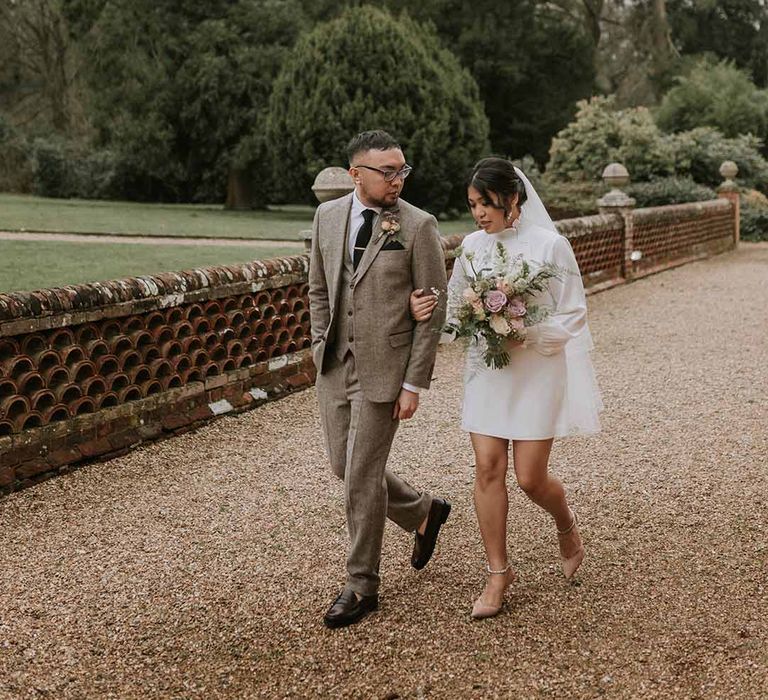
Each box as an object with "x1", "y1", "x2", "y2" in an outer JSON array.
[{"x1": 445, "y1": 241, "x2": 563, "y2": 369}]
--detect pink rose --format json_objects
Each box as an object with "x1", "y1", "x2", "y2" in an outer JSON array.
[
  {"x1": 484, "y1": 289, "x2": 507, "y2": 313},
  {"x1": 507, "y1": 297, "x2": 527, "y2": 317},
  {"x1": 472, "y1": 300, "x2": 486, "y2": 319},
  {"x1": 463, "y1": 287, "x2": 480, "y2": 304},
  {"x1": 507, "y1": 316, "x2": 525, "y2": 332}
]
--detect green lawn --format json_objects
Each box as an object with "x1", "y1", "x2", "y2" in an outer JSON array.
[
  {"x1": 0, "y1": 240, "x2": 297, "y2": 293},
  {"x1": 0, "y1": 193, "x2": 475, "y2": 293},
  {"x1": 0, "y1": 193, "x2": 474, "y2": 240}
]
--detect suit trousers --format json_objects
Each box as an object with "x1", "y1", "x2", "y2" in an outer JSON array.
[{"x1": 316, "y1": 350, "x2": 432, "y2": 596}]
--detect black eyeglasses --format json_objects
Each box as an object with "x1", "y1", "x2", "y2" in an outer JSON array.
[{"x1": 354, "y1": 164, "x2": 413, "y2": 182}]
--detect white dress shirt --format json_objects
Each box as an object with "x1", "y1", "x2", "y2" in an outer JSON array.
[
  {"x1": 349, "y1": 190, "x2": 381, "y2": 261},
  {"x1": 349, "y1": 190, "x2": 422, "y2": 395}
]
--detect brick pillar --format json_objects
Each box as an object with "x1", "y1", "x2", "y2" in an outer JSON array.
[
  {"x1": 597, "y1": 163, "x2": 637, "y2": 281},
  {"x1": 717, "y1": 160, "x2": 740, "y2": 247}
]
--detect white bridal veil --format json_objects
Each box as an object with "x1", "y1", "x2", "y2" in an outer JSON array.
[
  {"x1": 515, "y1": 167, "x2": 604, "y2": 435},
  {"x1": 514, "y1": 165, "x2": 594, "y2": 355}
]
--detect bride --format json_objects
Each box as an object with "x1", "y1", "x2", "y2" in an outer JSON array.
[{"x1": 411, "y1": 157, "x2": 602, "y2": 619}]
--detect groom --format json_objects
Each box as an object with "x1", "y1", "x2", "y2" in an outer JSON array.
[{"x1": 309, "y1": 130, "x2": 450, "y2": 628}]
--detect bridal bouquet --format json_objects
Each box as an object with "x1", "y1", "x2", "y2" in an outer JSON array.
[{"x1": 445, "y1": 241, "x2": 563, "y2": 369}]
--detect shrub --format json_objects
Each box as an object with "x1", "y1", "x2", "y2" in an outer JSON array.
[
  {"x1": 30, "y1": 138, "x2": 78, "y2": 198},
  {"x1": 547, "y1": 96, "x2": 675, "y2": 182},
  {"x1": 666, "y1": 127, "x2": 768, "y2": 192},
  {"x1": 0, "y1": 116, "x2": 33, "y2": 193},
  {"x1": 657, "y1": 58, "x2": 768, "y2": 141},
  {"x1": 625, "y1": 177, "x2": 715, "y2": 207},
  {"x1": 740, "y1": 189, "x2": 768, "y2": 241},
  {"x1": 547, "y1": 95, "x2": 768, "y2": 193},
  {"x1": 536, "y1": 175, "x2": 601, "y2": 219},
  {"x1": 30, "y1": 137, "x2": 121, "y2": 199},
  {"x1": 266, "y1": 6, "x2": 489, "y2": 214}
]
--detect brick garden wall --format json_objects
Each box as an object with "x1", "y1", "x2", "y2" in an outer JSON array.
[
  {"x1": 631, "y1": 200, "x2": 736, "y2": 275},
  {"x1": 0, "y1": 197, "x2": 736, "y2": 495}
]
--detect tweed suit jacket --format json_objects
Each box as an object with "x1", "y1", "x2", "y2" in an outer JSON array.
[{"x1": 308, "y1": 192, "x2": 447, "y2": 402}]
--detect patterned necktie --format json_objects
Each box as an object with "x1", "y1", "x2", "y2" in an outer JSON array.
[{"x1": 353, "y1": 209, "x2": 376, "y2": 271}]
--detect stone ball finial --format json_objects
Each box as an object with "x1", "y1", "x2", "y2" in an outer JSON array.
[
  {"x1": 311, "y1": 167, "x2": 354, "y2": 203},
  {"x1": 597, "y1": 162, "x2": 635, "y2": 209},
  {"x1": 719, "y1": 160, "x2": 738, "y2": 180},
  {"x1": 718, "y1": 160, "x2": 739, "y2": 193},
  {"x1": 601, "y1": 162, "x2": 630, "y2": 189}
]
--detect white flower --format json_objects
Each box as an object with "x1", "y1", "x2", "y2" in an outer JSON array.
[
  {"x1": 489, "y1": 313, "x2": 511, "y2": 336},
  {"x1": 504, "y1": 254, "x2": 523, "y2": 276},
  {"x1": 512, "y1": 278, "x2": 529, "y2": 294}
]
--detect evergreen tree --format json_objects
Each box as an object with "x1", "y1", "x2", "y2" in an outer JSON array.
[
  {"x1": 667, "y1": 0, "x2": 768, "y2": 88},
  {"x1": 381, "y1": 0, "x2": 596, "y2": 164},
  {"x1": 266, "y1": 6, "x2": 490, "y2": 214},
  {"x1": 73, "y1": 0, "x2": 306, "y2": 205}
]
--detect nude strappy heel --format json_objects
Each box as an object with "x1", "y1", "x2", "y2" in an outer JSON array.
[
  {"x1": 471, "y1": 564, "x2": 517, "y2": 619},
  {"x1": 558, "y1": 511, "x2": 585, "y2": 579}
]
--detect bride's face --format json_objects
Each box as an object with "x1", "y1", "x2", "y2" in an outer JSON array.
[{"x1": 467, "y1": 186, "x2": 512, "y2": 234}]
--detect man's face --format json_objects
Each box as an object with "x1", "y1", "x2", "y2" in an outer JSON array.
[{"x1": 349, "y1": 148, "x2": 408, "y2": 208}]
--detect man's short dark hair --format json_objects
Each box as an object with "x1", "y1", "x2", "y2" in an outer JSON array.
[{"x1": 347, "y1": 130, "x2": 401, "y2": 165}]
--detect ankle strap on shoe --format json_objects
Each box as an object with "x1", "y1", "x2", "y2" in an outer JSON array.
[
  {"x1": 486, "y1": 563, "x2": 510, "y2": 575},
  {"x1": 558, "y1": 511, "x2": 578, "y2": 535}
]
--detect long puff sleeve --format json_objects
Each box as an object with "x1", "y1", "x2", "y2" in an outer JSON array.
[
  {"x1": 524, "y1": 235, "x2": 587, "y2": 356},
  {"x1": 442, "y1": 244, "x2": 473, "y2": 343}
]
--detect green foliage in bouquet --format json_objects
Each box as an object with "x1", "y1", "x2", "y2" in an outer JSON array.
[
  {"x1": 266, "y1": 6, "x2": 489, "y2": 215},
  {"x1": 446, "y1": 242, "x2": 562, "y2": 370}
]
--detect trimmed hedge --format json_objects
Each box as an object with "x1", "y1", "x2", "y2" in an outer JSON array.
[{"x1": 626, "y1": 177, "x2": 716, "y2": 207}]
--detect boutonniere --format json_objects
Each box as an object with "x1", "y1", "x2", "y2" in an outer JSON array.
[{"x1": 375, "y1": 210, "x2": 403, "y2": 244}]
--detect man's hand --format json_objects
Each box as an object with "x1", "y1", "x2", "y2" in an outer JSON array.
[{"x1": 392, "y1": 388, "x2": 419, "y2": 420}]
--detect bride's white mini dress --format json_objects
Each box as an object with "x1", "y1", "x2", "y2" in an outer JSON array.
[{"x1": 447, "y1": 222, "x2": 603, "y2": 440}]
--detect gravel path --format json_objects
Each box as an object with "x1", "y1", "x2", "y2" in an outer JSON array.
[
  {"x1": 0, "y1": 231, "x2": 304, "y2": 249},
  {"x1": 1, "y1": 244, "x2": 766, "y2": 700}
]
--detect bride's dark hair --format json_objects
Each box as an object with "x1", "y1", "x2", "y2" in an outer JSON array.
[{"x1": 467, "y1": 157, "x2": 528, "y2": 220}]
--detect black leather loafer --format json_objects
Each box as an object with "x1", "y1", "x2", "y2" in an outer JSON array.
[
  {"x1": 411, "y1": 497, "x2": 451, "y2": 570},
  {"x1": 323, "y1": 589, "x2": 379, "y2": 629}
]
